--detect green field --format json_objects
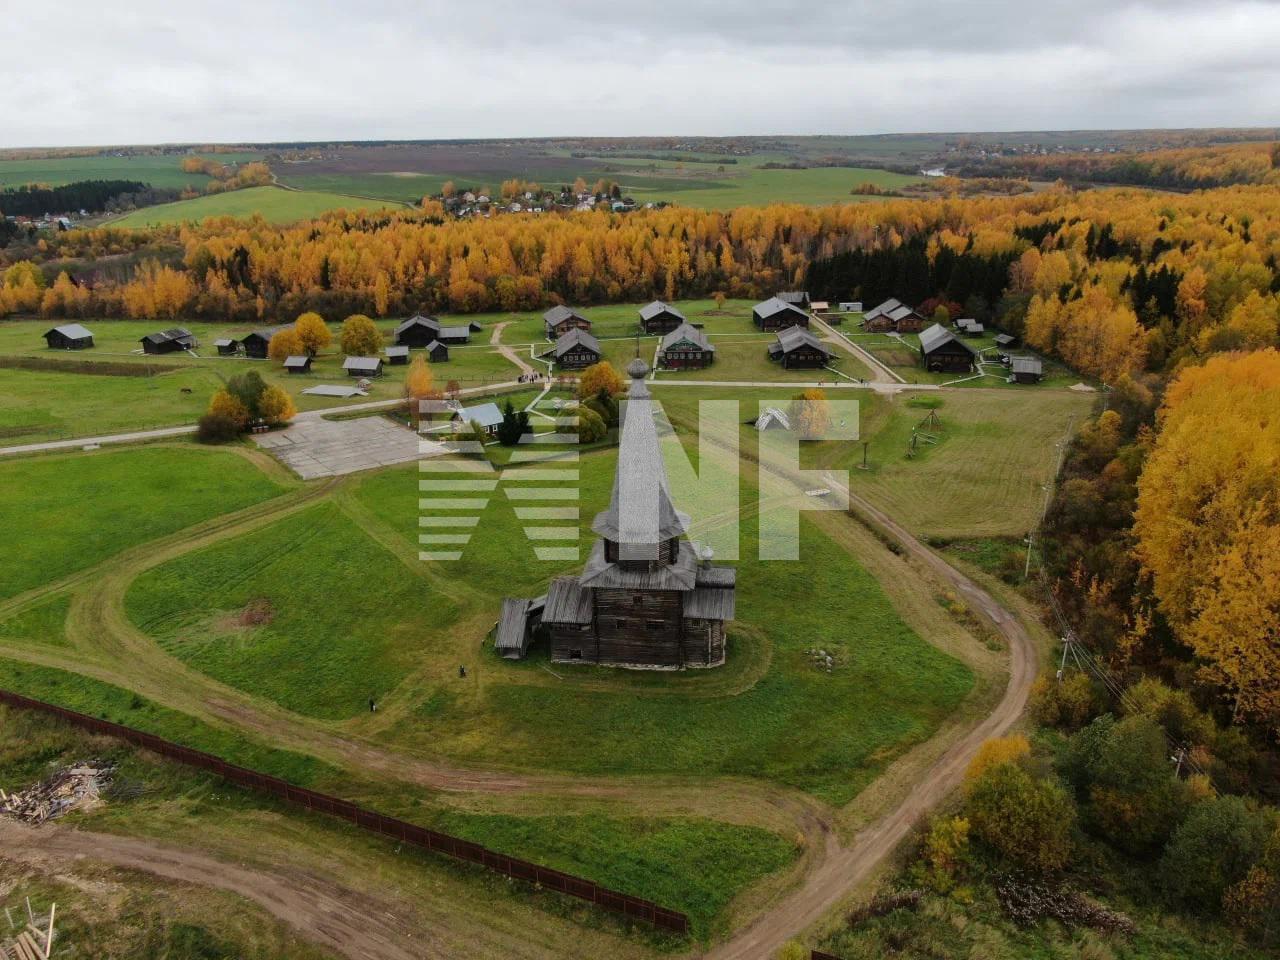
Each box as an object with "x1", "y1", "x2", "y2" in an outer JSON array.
[
  {"x1": 0, "y1": 445, "x2": 289, "y2": 600},
  {"x1": 107, "y1": 185, "x2": 398, "y2": 227},
  {"x1": 0, "y1": 152, "x2": 263, "y2": 191},
  {"x1": 126, "y1": 503, "x2": 460, "y2": 720}
]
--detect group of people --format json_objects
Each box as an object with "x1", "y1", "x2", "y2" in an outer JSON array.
[{"x1": 516, "y1": 371, "x2": 544, "y2": 383}]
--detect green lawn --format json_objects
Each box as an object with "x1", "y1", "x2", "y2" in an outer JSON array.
[
  {"x1": 0, "y1": 152, "x2": 263, "y2": 192},
  {"x1": 841, "y1": 390, "x2": 1093, "y2": 539},
  {"x1": 0, "y1": 445, "x2": 289, "y2": 600},
  {"x1": 350, "y1": 440, "x2": 973, "y2": 804},
  {"x1": 125, "y1": 503, "x2": 456, "y2": 721},
  {"x1": 107, "y1": 185, "x2": 397, "y2": 227}
]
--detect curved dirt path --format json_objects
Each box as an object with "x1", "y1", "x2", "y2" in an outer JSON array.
[
  {"x1": 490, "y1": 321, "x2": 536, "y2": 376},
  {"x1": 0, "y1": 820, "x2": 421, "y2": 960},
  {"x1": 808, "y1": 314, "x2": 902, "y2": 384},
  {"x1": 701, "y1": 473, "x2": 1037, "y2": 959}
]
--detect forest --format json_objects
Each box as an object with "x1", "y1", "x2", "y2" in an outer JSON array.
[{"x1": 0, "y1": 179, "x2": 176, "y2": 219}]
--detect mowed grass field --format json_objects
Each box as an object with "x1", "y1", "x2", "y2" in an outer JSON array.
[
  {"x1": 0, "y1": 152, "x2": 263, "y2": 191},
  {"x1": 843, "y1": 389, "x2": 1093, "y2": 539},
  {"x1": 107, "y1": 185, "x2": 399, "y2": 227},
  {"x1": 0, "y1": 318, "x2": 522, "y2": 444},
  {"x1": 0, "y1": 445, "x2": 290, "y2": 600}
]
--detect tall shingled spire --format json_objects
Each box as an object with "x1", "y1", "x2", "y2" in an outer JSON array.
[{"x1": 590, "y1": 356, "x2": 688, "y2": 563}]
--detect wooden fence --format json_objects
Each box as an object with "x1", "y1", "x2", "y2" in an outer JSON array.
[{"x1": 0, "y1": 689, "x2": 689, "y2": 934}]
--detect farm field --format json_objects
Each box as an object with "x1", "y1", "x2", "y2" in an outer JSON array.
[
  {"x1": 275, "y1": 145, "x2": 924, "y2": 210},
  {"x1": 0, "y1": 444, "x2": 291, "y2": 600},
  {"x1": 107, "y1": 185, "x2": 397, "y2": 227},
  {"x1": 0, "y1": 152, "x2": 263, "y2": 191}
]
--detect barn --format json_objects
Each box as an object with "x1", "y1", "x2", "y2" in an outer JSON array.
[
  {"x1": 494, "y1": 597, "x2": 545, "y2": 659},
  {"x1": 283, "y1": 355, "x2": 313, "y2": 374},
  {"x1": 544, "y1": 305, "x2": 592, "y2": 339},
  {"x1": 343, "y1": 356, "x2": 384, "y2": 378},
  {"x1": 658, "y1": 323, "x2": 714, "y2": 369},
  {"x1": 540, "y1": 329, "x2": 602, "y2": 369},
  {"x1": 638, "y1": 300, "x2": 686, "y2": 334},
  {"x1": 214, "y1": 338, "x2": 240, "y2": 356},
  {"x1": 753, "y1": 297, "x2": 810, "y2": 332},
  {"x1": 1010, "y1": 356, "x2": 1043, "y2": 384},
  {"x1": 768, "y1": 325, "x2": 835, "y2": 369},
  {"x1": 43, "y1": 324, "x2": 94, "y2": 350},
  {"x1": 994, "y1": 332, "x2": 1018, "y2": 350},
  {"x1": 241, "y1": 326, "x2": 286, "y2": 360},
  {"x1": 500, "y1": 358, "x2": 735, "y2": 668},
  {"x1": 918, "y1": 323, "x2": 976, "y2": 373},
  {"x1": 140, "y1": 327, "x2": 197, "y2": 355},
  {"x1": 425, "y1": 340, "x2": 450, "y2": 362},
  {"x1": 385, "y1": 345, "x2": 410, "y2": 366},
  {"x1": 394, "y1": 315, "x2": 442, "y2": 348}
]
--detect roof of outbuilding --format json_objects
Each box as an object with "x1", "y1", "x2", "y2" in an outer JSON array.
[
  {"x1": 283, "y1": 355, "x2": 311, "y2": 367},
  {"x1": 213, "y1": 338, "x2": 236, "y2": 347},
  {"x1": 495, "y1": 597, "x2": 544, "y2": 652},
  {"x1": 660, "y1": 322, "x2": 713, "y2": 352},
  {"x1": 47, "y1": 323, "x2": 93, "y2": 339},
  {"x1": 425, "y1": 339, "x2": 446, "y2": 352},
  {"x1": 684, "y1": 586, "x2": 736, "y2": 621},
  {"x1": 454, "y1": 402, "x2": 504, "y2": 428},
  {"x1": 753, "y1": 297, "x2": 809, "y2": 320},
  {"x1": 438, "y1": 325, "x2": 472, "y2": 340},
  {"x1": 245, "y1": 325, "x2": 286, "y2": 341},
  {"x1": 543, "y1": 304, "x2": 588, "y2": 325},
  {"x1": 542, "y1": 577, "x2": 593, "y2": 625},
  {"x1": 343, "y1": 356, "x2": 383, "y2": 370},
  {"x1": 863, "y1": 298, "x2": 903, "y2": 320},
  {"x1": 394, "y1": 314, "x2": 440, "y2": 334},
  {"x1": 1011, "y1": 356, "x2": 1043, "y2": 374},
  {"x1": 994, "y1": 333, "x2": 1016, "y2": 346},
  {"x1": 919, "y1": 323, "x2": 975, "y2": 355},
  {"x1": 385, "y1": 345, "x2": 410, "y2": 357},
  {"x1": 639, "y1": 300, "x2": 686, "y2": 322}
]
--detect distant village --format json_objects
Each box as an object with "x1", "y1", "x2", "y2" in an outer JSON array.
[{"x1": 438, "y1": 183, "x2": 666, "y2": 219}]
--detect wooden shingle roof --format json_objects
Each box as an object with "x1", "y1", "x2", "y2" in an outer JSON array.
[{"x1": 660, "y1": 322, "x2": 713, "y2": 352}]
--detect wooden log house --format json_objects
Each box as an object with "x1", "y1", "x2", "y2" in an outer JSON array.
[
  {"x1": 638, "y1": 300, "x2": 687, "y2": 334},
  {"x1": 918, "y1": 323, "x2": 976, "y2": 373},
  {"x1": 657, "y1": 323, "x2": 715, "y2": 369}
]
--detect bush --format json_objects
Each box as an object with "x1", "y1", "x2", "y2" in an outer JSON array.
[
  {"x1": 966, "y1": 763, "x2": 1075, "y2": 873},
  {"x1": 1067, "y1": 714, "x2": 1192, "y2": 853},
  {"x1": 965, "y1": 735, "x2": 1030, "y2": 783},
  {"x1": 1030, "y1": 672, "x2": 1101, "y2": 730},
  {"x1": 196, "y1": 412, "x2": 241, "y2": 444},
  {"x1": 573, "y1": 405, "x2": 607, "y2": 444},
  {"x1": 1160, "y1": 795, "x2": 1273, "y2": 912}
]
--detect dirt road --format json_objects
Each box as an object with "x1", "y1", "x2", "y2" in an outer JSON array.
[
  {"x1": 701, "y1": 473, "x2": 1037, "y2": 959},
  {"x1": 0, "y1": 820, "x2": 423, "y2": 960},
  {"x1": 490, "y1": 321, "x2": 537, "y2": 376}
]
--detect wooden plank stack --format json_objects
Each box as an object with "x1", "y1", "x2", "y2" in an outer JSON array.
[
  {"x1": 0, "y1": 761, "x2": 114, "y2": 824},
  {"x1": 1, "y1": 899, "x2": 56, "y2": 959}
]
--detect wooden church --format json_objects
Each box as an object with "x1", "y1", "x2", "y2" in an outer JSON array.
[{"x1": 497, "y1": 357, "x2": 736, "y2": 668}]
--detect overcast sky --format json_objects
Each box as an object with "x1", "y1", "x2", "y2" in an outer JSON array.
[{"x1": 5, "y1": 0, "x2": 1280, "y2": 146}]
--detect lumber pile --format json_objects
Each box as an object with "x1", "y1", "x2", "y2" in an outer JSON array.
[
  {"x1": 1, "y1": 899, "x2": 57, "y2": 959},
  {"x1": 0, "y1": 761, "x2": 114, "y2": 824}
]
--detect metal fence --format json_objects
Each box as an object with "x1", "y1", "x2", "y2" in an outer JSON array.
[{"x1": 0, "y1": 688, "x2": 689, "y2": 934}]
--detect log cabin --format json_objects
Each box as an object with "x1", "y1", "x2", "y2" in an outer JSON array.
[
  {"x1": 753, "y1": 297, "x2": 810, "y2": 331},
  {"x1": 918, "y1": 323, "x2": 976, "y2": 373},
  {"x1": 539, "y1": 328, "x2": 602, "y2": 369},
  {"x1": 343, "y1": 356, "x2": 384, "y2": 378},
  {"x1": 283, "y1": 354, "x2": 313, "y2": 374},
  {"x1": 638, "y1": 300, "x2": 686, "y2": 334},
  {"x1": 657, "y1": 323, "x2": 715, "y2": 369},
  {"x1": 499, "y1": 358, "x2": 736, "y2": 668},
  {"x1": 140, "y1": 327, "x2": 197, "y2": 354},
  {"x1": 544, "y1": 305, "x2": 592, "y2": 338},
  {"x1": 241, "y1": 326, "x2": 286, "y2": 359},
  {"x1": 768, "y1": 325, "x2": 835, "y2": 369}
]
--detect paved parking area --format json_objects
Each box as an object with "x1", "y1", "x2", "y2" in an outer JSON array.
[{"x1": 254, "y1": 416, "x2": 432, "y2": 479}]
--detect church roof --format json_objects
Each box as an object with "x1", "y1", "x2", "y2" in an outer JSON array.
[{"x1": 590, "y1": 361, "x2": 689, "y2": 556}]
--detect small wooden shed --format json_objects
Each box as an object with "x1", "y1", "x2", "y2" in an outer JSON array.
[
  {"x1": 385, "y1": 345, "x2": 410, "y2": 366},
  {"x1": 284, "y1": 355, "x2": 313, "y2": 374},
  {"x1": 44, "y1": 324, "x2": 94, "y2": 350},
  {"x1": 344, "y1": 356, "x2": 384, "y2": 378},
  {"x1": 425, "y1": 340, "x2": 450, "y2": 363}
]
